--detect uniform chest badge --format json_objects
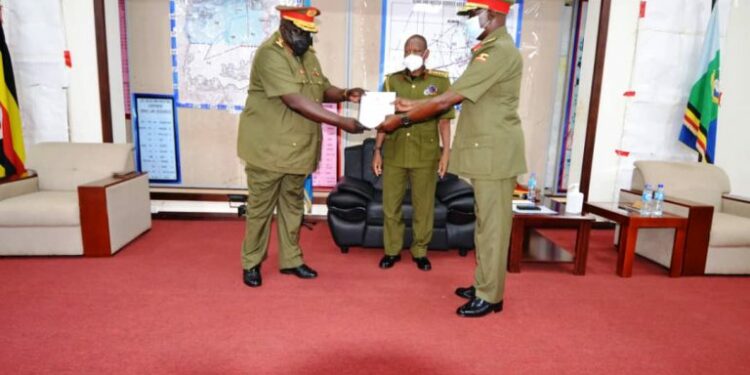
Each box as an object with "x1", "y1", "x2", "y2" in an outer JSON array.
[
  {"x1": 424, "y1": 85, "x2": 438, "y2": 96},
  {"x1": 312, "y1": 69, "x2": 320, "y2": 77},
  {"x1": 475, "y1": 53, "x2": 489, "y2": 62}
]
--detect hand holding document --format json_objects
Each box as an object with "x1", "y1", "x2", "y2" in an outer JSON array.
[{"x1": 358, "y1": 92, "x2": 396, "y2": 129}]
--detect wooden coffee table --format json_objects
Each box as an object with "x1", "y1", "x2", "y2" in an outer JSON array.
[
  {"x1": 584, "y1": 202, "x2": 687, "y2": 277},
  {"x1": 508, "y1": 208, "x2": 595, "y2": 275}
]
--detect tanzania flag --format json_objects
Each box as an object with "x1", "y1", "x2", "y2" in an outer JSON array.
[
  {"x1": 0, "y1": 23, "x2": 25, "y2": 178},
  {"x1": 679, "y1": 7, "x2": 720, "y2": 164},
  {"x1": 303, "y1": 175, "x2": 313, "y2": 214}
]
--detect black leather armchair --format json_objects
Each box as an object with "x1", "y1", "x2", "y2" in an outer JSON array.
[{"x1": 326, "y1": 138, "x2": 476, "y2": 255}]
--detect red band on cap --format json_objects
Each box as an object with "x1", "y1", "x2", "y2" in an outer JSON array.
[
  {"x1": 467, "y1": 0, "x2": 512, "y2": 14},
  {"x1": 280, "y1": 10, "x2": 315, "y2": 23}
]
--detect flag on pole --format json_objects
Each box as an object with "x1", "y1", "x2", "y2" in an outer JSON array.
[
  {"x1": 0, "y1": 22, "x2": 26, "y2": 178},
  {"x1": 679, "y1": 6, "x2": 721, "y2": 164},
  {"x1": 303, "y1": 175, "x2": 313, "y2": 214}
]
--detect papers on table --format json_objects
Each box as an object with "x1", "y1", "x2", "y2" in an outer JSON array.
[{"x1": 358, "y1": 92, "x2": 396, "y2": 129}]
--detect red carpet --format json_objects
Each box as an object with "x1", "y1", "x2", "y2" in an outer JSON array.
[{"x1": 1, "y1": 220, "x2": 749, "y2": 374}]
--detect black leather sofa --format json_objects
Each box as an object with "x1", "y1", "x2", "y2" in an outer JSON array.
[{"x1": 326, "y1": 138, "x2": 476, "y2": 256}]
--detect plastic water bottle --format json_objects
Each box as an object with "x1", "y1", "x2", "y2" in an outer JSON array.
[
  {"x1": 527, "y1": 173, "x2": 537, "y2": 203},
  {"x1": 640, "y1": 184, "x2": 653, "y2": 216},
  {"x1": 653, "y1": 184, "x2": 665, "y2": 216}
]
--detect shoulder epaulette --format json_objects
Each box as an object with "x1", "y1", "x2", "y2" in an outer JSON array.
[
  {"x1": 427, "y1": 69, "x2": 449, "y2": 78},
  {"x1": 274, "y1": 37, "x2": 285, "y2": 48}
]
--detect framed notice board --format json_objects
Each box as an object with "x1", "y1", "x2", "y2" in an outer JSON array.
[{"x1": 132, "y1": 93, "x2": 181, "y2": 184}]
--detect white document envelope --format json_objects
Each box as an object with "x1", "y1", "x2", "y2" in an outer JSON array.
[{"x1": 358, "y1": 92, "x2": 396, "y2": 129}]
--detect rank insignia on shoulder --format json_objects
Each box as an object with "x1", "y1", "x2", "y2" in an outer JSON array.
[
  {"x1": 475, "y1": 53, "x2": 489, "y2": 62},
  {"x1": 427, "y1": 69, "x2": 448, "y2": 78},
  {"x1": 424, "y1": 84, "x2": 438, "y2": 96},
  {"x1": 275, "y1": 38, "x2": 284, "y2": 48}
]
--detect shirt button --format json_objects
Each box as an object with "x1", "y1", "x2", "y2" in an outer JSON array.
[
  {"x1": 292, "y1": 142, "x2": 297, "y2": 146},
  {"x1": 411, "y1": 85, "x2": 416, "y2": 89},
  {"x1": 474, "y1": 143, "x2": 479, "y2": 147},
  {"x1": 406, "y1": 133, "x2": 411, "y2": 137}
]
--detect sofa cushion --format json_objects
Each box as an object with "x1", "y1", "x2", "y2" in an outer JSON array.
[
  {"x1": 710, "y1": 212, "x2": 750, "y2": 247},
  {"x1": 0, "y1": 191, "x2": 80, "y2": 227},
  {"x1": 632, "y1": 161, "x2": 730, "y2": 209},
  {"x1": 26, "y1": 142, "x2": 135, "y2": 191}
]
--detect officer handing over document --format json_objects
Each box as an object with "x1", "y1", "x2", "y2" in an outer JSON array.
[
  {"x1": 237, "y1": 5, "x2": 366, "y2": 288},
  {"x1": 377, "y1": 0, "x2": 527, "y2": 318}
]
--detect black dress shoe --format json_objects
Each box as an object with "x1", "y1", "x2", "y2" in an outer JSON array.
[
  {"x1": 412, "y1": 257, "x2": 432, "y2": 271},
  {"x1": 379, "y1": 255, "x2": 401, "y2": 269},
  {"x1": 243, "y1": 265, "x2": 262, "y2": 287},
  {"x1": 456, "y1": 297, "x2": 503, "y2": 317},
  {"x1": 455, "y1": 285, "x2": 475, "y2": 299},
  {"x1": 280, "y1": 264, "x2": 318, "y2": 279}
]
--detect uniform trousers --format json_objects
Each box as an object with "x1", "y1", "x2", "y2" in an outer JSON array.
[
  {"x1": 241, "y1": 164, "x2": 306, "y2": 270},
  {"x1": 471, "y1": 177, "x2": 515, "y2": 303},
  {"x1": 382, "y1": 162, "x2": 438, "y2": 257}
]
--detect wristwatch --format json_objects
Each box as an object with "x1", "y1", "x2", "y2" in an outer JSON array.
[{"x1": 399, "y1": 114, "x2": 412, "y2": 126}]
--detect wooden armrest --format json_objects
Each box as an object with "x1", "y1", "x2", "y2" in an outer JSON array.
[
  {"x1": 0, "y1": 170, "x2": 38, "y2": 186},
  {"x1": 620, "y1": 188, "x2": 712, "y2": 208},
  {"x1": 722, "y1": 194, "x2": 750, "y2": 204},
  {"x1": 79, "y1": 172, "x2": 147, "y2": 189}
]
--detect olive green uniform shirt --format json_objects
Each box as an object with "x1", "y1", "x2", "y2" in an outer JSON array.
[
  {"x1": 382, "y1": 69, "x2": 455, "y2": 169},
  {"x1": 449, "y1": 28, "x2": 527, "y2": 180},
  {"x1": 237, "y1": 32, "x2": 331, "y2": 175}
]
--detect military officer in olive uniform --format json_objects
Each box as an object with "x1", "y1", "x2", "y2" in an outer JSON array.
[
  {"x1": 238, "y1": 6, "x2": 366, "y2": 288},
  {"x1": 372, "y1": 35, "x2": 455, "y2": 271},
  {"x1": 377, "y1": 0, "x2": 526, "y2": 317}
]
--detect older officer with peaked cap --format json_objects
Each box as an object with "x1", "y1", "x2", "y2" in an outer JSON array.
[{"x1": 238, "y1": 5, "x2": 366, "y2": 288}]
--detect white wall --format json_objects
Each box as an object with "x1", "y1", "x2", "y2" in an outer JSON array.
[
  {"x1": 61, "y1": 0, "x2": 102, "y2": 142},
  {"x1": 105, "y1": 0, "x2": 127, "y2": 143},
  {"x1": 568, "y1": 0, "x2": 600, "y2": 193},
  {"x1": 586, "y1": 0, "x2": 641, "y2": 203},
  {"x1": 570, "y1": 0, "x2": 748, "y2": 201},
  {"x1": 716, "y1": 0, "x2": 750, "y2": 197}
]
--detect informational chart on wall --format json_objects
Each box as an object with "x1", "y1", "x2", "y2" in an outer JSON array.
[
  {"x1": 170, "y1": 0, "x2": 304, "y2": 111},
  {"x1": 380, "y1": 0, "x2": 523, "y2": 83},
  {"x1": 313, "y1": 104, "x2": 340, "y2": 188},
  {"x1": 133, "y1": 94, "x2": 181, "y2": 184}
]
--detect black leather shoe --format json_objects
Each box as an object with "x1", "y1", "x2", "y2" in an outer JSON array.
[
  {"x1": 280, "y1": 264, "x2": 318, "y2": 279},
  {"x1": 243, "y1": 265, "x2": 262, "y2": 287},
  {"x1": 379, "y1": 255, "x2": 402, "y2": 269},
  {"x1": 412, "y1": 257, "x2": 432, "y2": 271},
  {"x1": 456, "y1": 297, "x2": 503, "y2": 317},
  {"x1": 455, "y1": 285, "x2": 475, "y2": 299}
]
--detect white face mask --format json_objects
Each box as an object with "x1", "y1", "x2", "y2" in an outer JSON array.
[
  {"x1": 466, "y1": 10, "x2": 487, "y2": 40},
  {"x1": 403, "y1": 54, "x2": 424, "y2": 72}
]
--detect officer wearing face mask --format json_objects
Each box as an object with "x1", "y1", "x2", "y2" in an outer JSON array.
[
  {"x1": 237, "y1": 5, "x2": 366, "y2": 288},
  {"x1": 372, "y1": 35, "x2": 455, "y2": 271},
  {"x1": 376, "y1": 0, "x2": 526, "y2": 318}
]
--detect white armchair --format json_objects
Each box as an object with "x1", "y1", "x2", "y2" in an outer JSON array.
[
  {"x1": 0, "y1": 142, "x2": 151, "y2": 256},
  {"x1": 619, "y1": 161, "x2": 750, "y2": 275}
]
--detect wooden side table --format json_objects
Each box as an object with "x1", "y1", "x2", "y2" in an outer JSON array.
[
  {"x1": 508, "y1": 211, "x2": 595, "y2": 275},
  {"x1": 584, "y1": 202, "x2": 688, "y2": 277}
]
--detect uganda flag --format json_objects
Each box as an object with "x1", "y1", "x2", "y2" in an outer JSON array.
[
  {"x1": 679, "y1": 7, "x2": 720, "y2": 164},
  {"x1": 0, "y1": 22, "x2": 25, "y2": 178}
]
